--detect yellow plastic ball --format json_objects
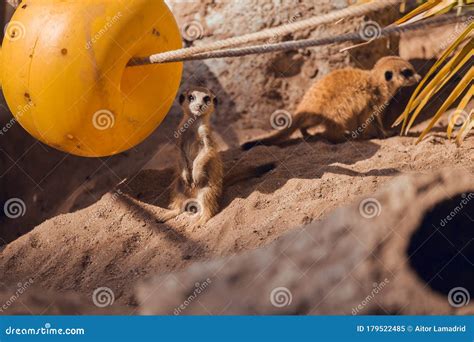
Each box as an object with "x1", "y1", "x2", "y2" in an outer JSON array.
[{"x1": 1, "y1": 0, "x2": 183, "y2": 157}]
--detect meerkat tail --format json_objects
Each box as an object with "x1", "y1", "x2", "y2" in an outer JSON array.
[
  {"x1": 224, "y1": 162, "x2": 276, "y2": 186},
  {"x1": 241, "y1": 115, "x2": 305, "y2": 150}
]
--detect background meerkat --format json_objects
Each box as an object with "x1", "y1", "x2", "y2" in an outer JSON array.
[
  {"x1": 242, "y1": 56, "x2": 421, "y2": 150},
  {"x1": 159, "y1": 86, "x2": 275, "y2": 226}
]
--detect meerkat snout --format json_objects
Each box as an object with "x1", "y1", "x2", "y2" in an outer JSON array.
[
  {"x1": 376, "y1": 57, "x2": 421, "y2": 90},
  {"x1": 179, "y1": 87, "x2": 217, "y2": 117}
]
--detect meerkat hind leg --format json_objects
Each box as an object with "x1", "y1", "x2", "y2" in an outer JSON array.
[
  {"x1": 155, "y1": 192, "x2": 186, "y2": 223},
  {"x1": 195, "y1": 187, "x2": 219, "y2": 226}
]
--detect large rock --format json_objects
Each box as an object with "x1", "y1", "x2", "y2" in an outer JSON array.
[{"x1": 137, "y1": 168, "x2": 474, "y2": 315}]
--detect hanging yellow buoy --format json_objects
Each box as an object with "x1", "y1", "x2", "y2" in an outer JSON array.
[{"x1": 1, "y1": 0, "x2": 183, "y2": 157}]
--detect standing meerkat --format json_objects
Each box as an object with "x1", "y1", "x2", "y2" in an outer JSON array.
[
  {"x1": 242, "y1": 56, "x2": 421, "y2": 150},
  {"x1": 159, "y1": 86, "x2": 275, "y2": 226}
]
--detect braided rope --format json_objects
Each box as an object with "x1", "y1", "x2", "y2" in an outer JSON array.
[
  {"x1": 129, "y1": 13, "x2": 471, "y2": 65},
  {"x1": 129, "y1": 0, "x2": 403, "y2": 66}
]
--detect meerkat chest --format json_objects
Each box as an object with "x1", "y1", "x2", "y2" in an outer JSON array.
[{"x1": 180, "y1": 130, "x2": 208, "y2": 169}]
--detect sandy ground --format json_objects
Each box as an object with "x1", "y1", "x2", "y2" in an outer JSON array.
[{"x1": 1, "y1": 110, "x2": 472, "y2": 310}]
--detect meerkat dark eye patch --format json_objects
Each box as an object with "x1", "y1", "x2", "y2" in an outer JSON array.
[
  {"x1": 385, "y1": 71, "x2": 393, "y2": 81},
  {"x1": 203, "y1": 96, "x2": 211, "y2": 103},
  {"x1": 401, "y1": 68, "x2": 414, "y2": 78},
  {"x1": 188, "y1": 95, "x2": 195, "y2": 102}
]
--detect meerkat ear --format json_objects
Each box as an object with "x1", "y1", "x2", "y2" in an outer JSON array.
[
  {"x1": 213, "y1": 97, "x2": 218, "y2": 107},
  {"x1": 385, "y1": 71, "x2": 393, "y2": 81},
  {"x1": 179, "y1": 93, "x2": 186, "y2": 105}
]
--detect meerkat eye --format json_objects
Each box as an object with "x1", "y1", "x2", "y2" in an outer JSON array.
[
  {"x1": 188, "y1": 95, "x2": 195, "y2": 102},
  {"x1": 203, "y1": 96, "x2": 211, "y2": 103},
  {"x1": 401, "y1": 69, "x2": 414, "y2": 78}
]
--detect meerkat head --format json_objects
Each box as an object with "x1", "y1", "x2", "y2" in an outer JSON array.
[
  {"x1": 374, "y1": 56, "x2": 421, "y2": 94},
  {"x1": 179, "y1": 87, "x2": 217, "y2": 117}
]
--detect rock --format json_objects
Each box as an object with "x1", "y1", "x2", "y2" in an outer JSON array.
[{"x1": 137, "y1": 169, "x2": 474, "y2": 315}]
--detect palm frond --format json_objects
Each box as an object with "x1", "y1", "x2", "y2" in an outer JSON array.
[{"x1": 392, "y1": 1, "x2": 473, "y2": 144}]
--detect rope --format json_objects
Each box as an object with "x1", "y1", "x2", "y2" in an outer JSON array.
[
  {"x1": 129, "y1": 13, "x2": 471, "y2": 66},
  {"x1": 129, "y1": 0, "x2": 403, "y2": 66}
]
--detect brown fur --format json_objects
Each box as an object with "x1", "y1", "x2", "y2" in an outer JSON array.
[
  {"x1": 158, "y1": 87, "x2": 223, "y2": 226},
  {"x1": 159, "y1": 87, "x2": 275, "y2": 226},
  {"x1": 242, "y1": 56, "x2": 421, "y2": 150}
]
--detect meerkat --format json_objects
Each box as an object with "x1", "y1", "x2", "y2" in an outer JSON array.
[
  {"x1": 242, "y1": 56, "x2": 421, "y2": 150},
  {"x1": 158, "y1": 86, "x2": 275, "y2": 226}
]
